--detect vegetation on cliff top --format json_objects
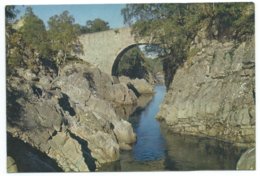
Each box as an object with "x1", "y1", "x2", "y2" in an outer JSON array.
[
  {"x1": 121, "y1": 3, "x2": 254, "y2": 88},
  {"x1": 6, "y1": 6, "x2": 111, "y2": 76},
  {"x1": 80, "y1": 18, "x2": 110, "y2": 34},
  {"x1": 6, "y1": 7, "x2": 82, "y2": 75},
  {"x1": 6, "y1": 3, "x2": 254, "y2": 86}
]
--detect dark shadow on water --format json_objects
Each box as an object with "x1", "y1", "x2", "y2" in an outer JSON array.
[
  {"x1": 7, "y1": 133, "x2": 63, "y2": 172},
  {"x1": 68, "y1": 131, "x2": 97, "y2": 171},
  {"x1": 161, "y1": 123, "x2": 247, "y2": 171}
]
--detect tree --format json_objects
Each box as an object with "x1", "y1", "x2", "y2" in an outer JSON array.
[
  {"x1": 86, "y1": 18, "x2": 110, "y2": 33},
  {"x1": 48, "y1": 10, "x2": 82, "y2": 68},
  {"x1": 5, "y1": 5, "x2": 18, "y2": 23},
  {"x1": 117, "y1": 47, "x2": 148, "y2": 79},
  {"x1": 19, "y1": 7, "x2": 49, "y2": 65},
  {"x1": 6, "y1": 5, "x2": 18, "y2": 57},
  {"x1": 5, "y1": 5, "x2": 24, "y2": 74},
  {"x1": 121, "y1": 3, "x2": 254, "y2": 88}
]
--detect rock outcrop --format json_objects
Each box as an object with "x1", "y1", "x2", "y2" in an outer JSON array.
[
  {"x1": 157, "y1": 32, "x2": 255, "y2": 147},
  {"x1": 7, "y1": 156, "x2": 18, "y2": 173},
  {"x1": 7, "y1": 62, "x2": 138, "y2": 172},
  {"x1": 119, "y1": 76, "x2": 154, "y2": 95},
  {"x1": 236, "y1": 148, "x2": 255, "y2": 170}
]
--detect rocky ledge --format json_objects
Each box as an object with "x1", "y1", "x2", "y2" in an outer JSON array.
[
  {"x1": 119, "y1": 76, "x2": 154, "y2": 95},
  {"x1": 7, "y1": 61, "x2": 151, "y2": 172}
]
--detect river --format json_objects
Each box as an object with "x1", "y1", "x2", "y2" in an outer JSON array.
[{"x1": 99, "y1": 85, "x2": 245, "y2": 171}]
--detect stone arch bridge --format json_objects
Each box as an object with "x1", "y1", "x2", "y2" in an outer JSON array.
[{"x1": 78, "y1": 27, "x2": 151, "y2": 75}]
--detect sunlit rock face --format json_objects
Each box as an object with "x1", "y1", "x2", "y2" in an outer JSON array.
[
  {"x1": 158, "y1": 31, "x2": 255, "y2": 147},
  {"x1": 7, "y1": 62, "x2": 139, "y2": 171}
]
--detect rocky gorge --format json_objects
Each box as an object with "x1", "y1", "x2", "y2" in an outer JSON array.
[
  {"x1": 6, "y1": 32, "x2": 256, "y2": 172},
  {"x1": 7, "y1": 60, "x2": 154, "y2": 172},
  {"x1": 5, "y1": 3, "x2": 256, "y2": 173},
  {"x1": 7, "y1": 34, "x2": 256, "y2": 172}
]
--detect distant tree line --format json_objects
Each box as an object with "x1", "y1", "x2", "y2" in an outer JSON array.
[
  {"x1": 80, "y1": 18, "x2": 110, "y2": 34},
  {"x1": 6, "y1": 6, "x2": 111, "y2": 76}
]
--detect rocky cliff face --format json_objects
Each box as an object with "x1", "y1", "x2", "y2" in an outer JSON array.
[
  {"x1": 157, "y1": 31, "x2": 255, "y2": 147},
  {"x1": 7, "y1": 62, "x2": 139, "y2": 171}
]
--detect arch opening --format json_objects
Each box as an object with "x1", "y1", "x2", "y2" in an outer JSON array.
[
  {"x1": 111, "y1": 44, "x2": 140, "y2": 77},
  {"x1": 111, "y1": 44, "x2": 164, "y2": 84}
]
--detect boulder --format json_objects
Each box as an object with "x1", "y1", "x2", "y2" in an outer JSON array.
[
  {"x1": 119, "y1": 76, "x2": 154, "y2": 95},
  {"x1": 7, "y1": 156, "x2": 18, "y2": 173},
  {"x1": 113, "y1": 120, "x2": 136, "y2": 149},
  {"x1": 237, "y1": 148, "x2": 255, "y2": 170},
  {"x1": 46, "y1": 132, "x2": 89, "y2": 172},
  {"x1": 104, "y1": 83, "x2": 137, "y2": 105}
]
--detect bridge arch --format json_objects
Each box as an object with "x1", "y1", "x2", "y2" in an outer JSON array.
[
  {"x1": 111, "y1": 43, "x2": 148, "y2": 76},
  {"x1": 77, "y1": 27, "x2": 153, "y2": 75}
]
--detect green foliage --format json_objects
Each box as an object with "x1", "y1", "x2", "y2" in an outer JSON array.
[
  {"x1": 121, "y1": 3, "x2": 254, "y2": 88},
  {"x1": 19, "y1": 7, "x2": 49, "y2": 63},
  {"x1": 5, "y1": 5, "x2": 18, "y2": 23},
  {"x1": 187, "y1": 47, "x2": 200, "y2": 59},
  {"x1": 7, "y1": 32, "x2": 24, "y2": 67},
  {"x1": 6, "y1": 6, "x2": 23, "y2": 75},
  {"x1": 117, "y1": 47, "x2": 147, "y2": 79},
  {"x1": 143, "y1": 57, "x2": 163, "y2": 75},
  {"x1": 117, "y1": 46, "x2": 163, "y2": 80},
  {"x1": 114, "y1": 29, "x2": 119, "y2": 34},
  {"x1": 48, "y1": 10, "x2": 82, "y2": 66},
  {"x1": 80, "y1": 18, "x2": 110, "y2": 34},
  {"x1": 6, "y1": 7, "x2": 83, "y2": 76}
]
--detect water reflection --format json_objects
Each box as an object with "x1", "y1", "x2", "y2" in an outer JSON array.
[
  {"x1": 99, "y1": 85, "x2": 245, "y2": 171},
  {"x1": 161, "y1": 123, "x2": 246, "y2": 170}
]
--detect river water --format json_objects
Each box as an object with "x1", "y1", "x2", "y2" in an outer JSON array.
[{"x1": 99, "y1": 85, "x2": 245, "y2": 171}]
